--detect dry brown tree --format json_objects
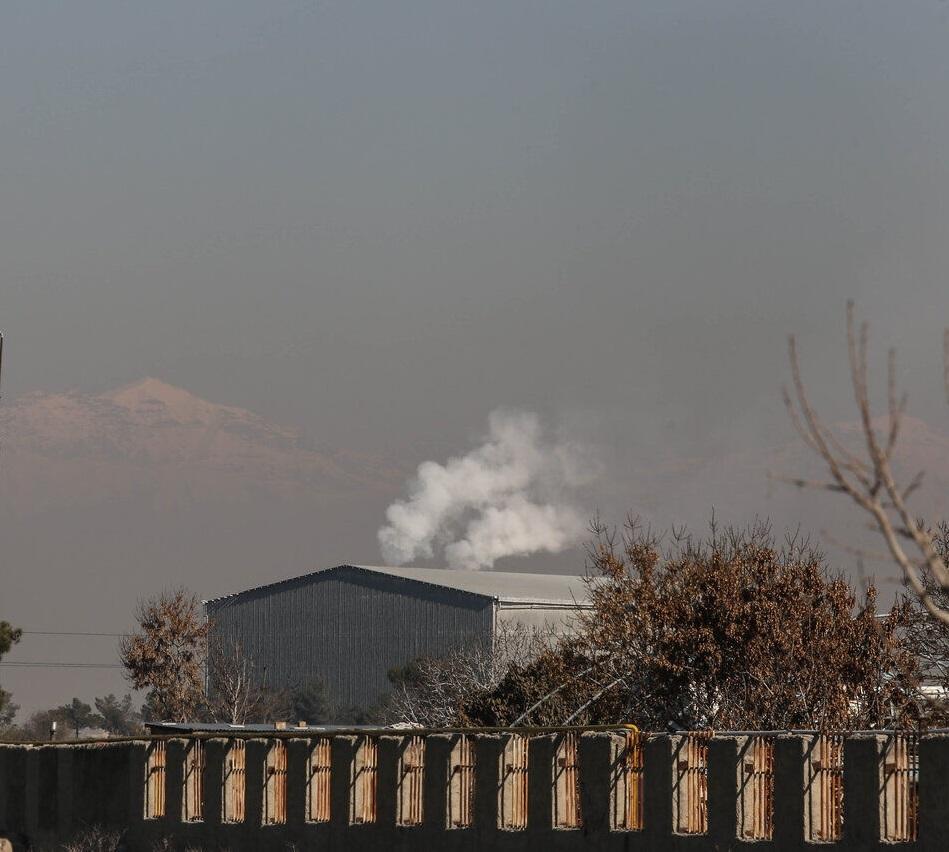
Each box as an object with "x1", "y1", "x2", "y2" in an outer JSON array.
[
  {"x1": 784, "y1": 302, "x2": 949, "y2": 625},
  {"x1": 463, "y1": 519, "x2": 921, "y2": 730},
  {"x1": 120, "y1": 588, "x2": 209, "y2": 722}
]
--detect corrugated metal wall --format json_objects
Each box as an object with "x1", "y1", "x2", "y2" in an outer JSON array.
[{"x1": 207, "y1": 568, "x2": 495, "y2": 710}]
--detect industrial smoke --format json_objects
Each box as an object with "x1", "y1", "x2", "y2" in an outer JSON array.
[{"x1": 378, "y1": 410, "x2": 588, "y2": 570}]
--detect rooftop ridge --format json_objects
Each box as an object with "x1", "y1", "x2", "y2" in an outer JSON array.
[{"x1": 204, "y1": 563, "x2": 590, "y2": 607}]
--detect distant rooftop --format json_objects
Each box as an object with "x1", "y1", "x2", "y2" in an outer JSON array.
[
  {"x1": 145, "y1": 721, "x2": 388, "y2": 735},
  {"x1": 205, "y1": 563, "x2": 590, "y2": 608}
]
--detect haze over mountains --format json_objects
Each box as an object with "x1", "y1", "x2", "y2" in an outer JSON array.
[
  {"x1": 2, "y1": 377, "x2": 400, "y2": 505},
  {"x1": 3, "y1": 377, "x2": 948, "y2": 712},
  {"x1": 1, "y1": 378, "x2": 406, "y2": 590},
  {"x1": 0, "y1": 378, "x2": 406, "y2": 711}
]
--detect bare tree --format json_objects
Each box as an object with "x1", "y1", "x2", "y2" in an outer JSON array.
[
  {"x1": 462, "y1": 519, "x2": 922, "y2": 730},
  {"x1": 386, "y1": 621, "x2": 550, "y2": 727},
  {"x1": 784, "y1": 302, "x2": 949, "y2": 624},
  {"x1": 205, "y1": 635, "x2": 289, "y2": 724}
]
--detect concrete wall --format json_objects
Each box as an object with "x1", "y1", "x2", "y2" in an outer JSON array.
[{"x1": 1, "y1": 731, "x2": 947, "y2": 851}]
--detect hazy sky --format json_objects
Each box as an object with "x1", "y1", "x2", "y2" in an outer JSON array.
[
  {"x1": 3, "y1": 1, "x2": 949, "y2": 451},
  {"x1": 4, "y1": 1, "x2": 949, "y2": 713}
]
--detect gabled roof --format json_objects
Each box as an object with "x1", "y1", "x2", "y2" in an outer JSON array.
[{"x1": 205, "y1": 563, "x2": 590, "y2": 609}]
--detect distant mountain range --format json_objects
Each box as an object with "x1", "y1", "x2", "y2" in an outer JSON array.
[
  {"x1": 3, "y1": 377, "x2": 947, "y2": 579},
  {"x1": 0, "y1": 377, "x2": 400, "y2": 511},
  {"x1": 3, "y1": 378, "x2": 948, "y2": 577}
]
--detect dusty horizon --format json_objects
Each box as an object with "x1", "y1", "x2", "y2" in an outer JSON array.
[
  {"x1": 3, "y1": 369, "x2": 947, "y2": 715},
  {"x1": 4, "y1": 0, "x2": 949, "y2": 719}
]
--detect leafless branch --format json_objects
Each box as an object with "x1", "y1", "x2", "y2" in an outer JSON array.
[
  {"x1": 206, "y1": 636, "x2": 288, "y2": 724},
  {"x1": 386, "y1": 621, "x2": 551, "y2": 727},
  {"x1": 784, "y1": 303, "x2": 949, "y2": 625}
]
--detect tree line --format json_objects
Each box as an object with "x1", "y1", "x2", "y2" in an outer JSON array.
[
  {"x1": 0, "y1": 590, "x2": 369, "y2": 740},
  {"x1": 1, "y1": 693, "x2": 142, "y2": 742},
  {"x1": 5, "y1": 518, "x2": 949, "y2": 737},
  {"x1": 394, "y1": 519, "x2": 947, "y2": 729}
]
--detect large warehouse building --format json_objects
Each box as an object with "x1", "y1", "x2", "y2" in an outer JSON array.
[{"x1": 205, "y1": 564, "x2": 589, "y2": 711}]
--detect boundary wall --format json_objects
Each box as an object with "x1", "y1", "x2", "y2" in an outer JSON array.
[{"x1": 2, "y1": 730, "x2": 949, "y2": 851}]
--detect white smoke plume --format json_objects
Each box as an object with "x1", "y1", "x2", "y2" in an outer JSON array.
[{"x1": 378, "y1": 410, "x2": 589, "y2": 570}]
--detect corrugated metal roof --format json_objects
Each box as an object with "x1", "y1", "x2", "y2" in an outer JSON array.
[{"x1": 205, "y1": 563, "x2": 590, "y2": 608}]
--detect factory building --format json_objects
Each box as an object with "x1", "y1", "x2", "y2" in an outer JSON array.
[{"x1": 205, "y1": 564, "x2": 589, "y2": 711}]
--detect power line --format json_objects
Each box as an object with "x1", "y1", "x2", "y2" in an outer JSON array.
[{"x1": 0, "y1": 662, "x2": 123, "y2": 669}]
